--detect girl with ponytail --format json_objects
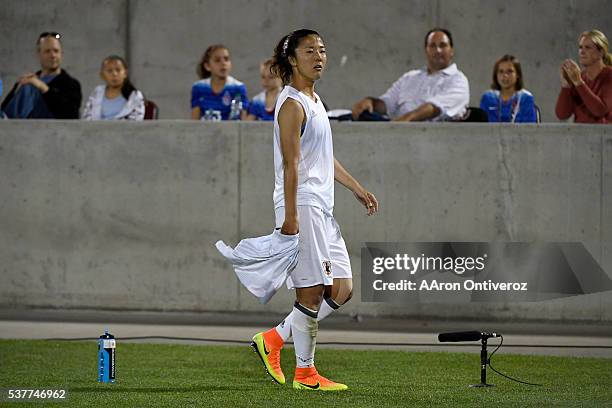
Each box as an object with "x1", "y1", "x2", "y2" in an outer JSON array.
[
  {"x1": 248, "y1": 29, "x2": 379, "y2": 392},
  {"x1": 82, "y1": 55, "x2": 144, "y2": 120}
]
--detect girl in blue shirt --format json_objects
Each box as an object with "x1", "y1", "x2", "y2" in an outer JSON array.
[
  {"x1": 82, "y1": 55, "x2": 144, "y2": 120},
  {"x1": 480, "y1": 55, "x2": 537, "y2": 123},
  {"x1": 191, "y1": 44, "x2": 249, "y2": 121}
]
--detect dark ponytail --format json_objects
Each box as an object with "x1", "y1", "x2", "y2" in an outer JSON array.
[
  {"x1": 101, "y1": 55, "x2": 137, "y2": 100},
  {"x1": 271, "y1": 29, "x2": 321, "y2": 85},
  {"x1": 121, "y1": 78, "x2": 136, "y2": 100}
]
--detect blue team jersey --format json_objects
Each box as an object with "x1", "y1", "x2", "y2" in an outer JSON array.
[
  {"x1": 247, "y1": 90, "x2": 276, "y2": 121},
  {"x1": 480, "y1": 89, "x2": 537, "y2": 123},
  {"x1": 191, "y1": 76, "x2": 249, "y2": 120}
]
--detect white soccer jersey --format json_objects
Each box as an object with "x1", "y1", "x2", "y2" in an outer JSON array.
[{"x1": 272, "y1": 86, "x2": 334, "y2": 212}]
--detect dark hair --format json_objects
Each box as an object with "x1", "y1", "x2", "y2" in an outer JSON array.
[
  {"x1": 424, "y1": 28, "x2": 453, "y2": 48},
  {"x1": 491, "y1": 54, "x2": 524, "y2": 91},
  {"x1": 101, "y1": 55, "x2": 137, "y2": 100},
  {"x1": 197, "y1": 44, "x2": 229, "y2": 79},
  {"x1": 271, "y1": 29, "x2": 321, "y2": 85}
]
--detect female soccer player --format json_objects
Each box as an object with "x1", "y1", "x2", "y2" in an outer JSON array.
[{"x1": 251, "y1": 29, "x2": 379, "y2": 391}]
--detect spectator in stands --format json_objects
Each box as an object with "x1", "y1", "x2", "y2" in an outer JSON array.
[
  {"x1": 191, "y1": 44, "x2": 249, "y2": 120},
  {"x1": 351, "y1": 28, "x2": 469, "y2": 121},
  {"x1": 82, "y1": 55, "x2": 144, "y2": 120},
  {"x1": 556, "y1": 29, "x2": 612, "y2": 123},
  {"x1": 246, "y1": 58, "x2": 283, "y2": 121},
  {"x1": 1, "y1": 32, "x2": 81, "y2": 119},
  {"x1": 480, "y1": 55, "x2": 537, "y2": 123}
]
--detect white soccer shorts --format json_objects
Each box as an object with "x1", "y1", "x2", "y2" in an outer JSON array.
[{"x1": 275, "y1": 205, "x2": 352, "y2": 289}]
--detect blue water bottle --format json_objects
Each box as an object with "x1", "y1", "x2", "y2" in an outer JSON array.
[{"x1": 98, "y1": 329, "x2": 116, "y2": 383}]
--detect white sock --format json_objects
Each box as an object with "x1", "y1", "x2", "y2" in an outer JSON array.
[
  {"x1": 276, "y1": 296, "x2": 340, "y2": 342},
  {"x1": 291, "y1": 302, "x2": 318, "y2": 368},
  {"x1": 317, "y1": 296, "x2": 340, "y2": 321},
  {"x1": 275, "y1": 309, "x2": 294, "y2": 341}
]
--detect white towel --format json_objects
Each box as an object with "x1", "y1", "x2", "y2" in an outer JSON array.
[{"x1": 215, "y1": 229, "x2": 299, "y2": 304}]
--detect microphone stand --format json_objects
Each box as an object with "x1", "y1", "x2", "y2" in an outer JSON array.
[{"x1": 469, "y1": 337, "x2": 494, "y2": 388}]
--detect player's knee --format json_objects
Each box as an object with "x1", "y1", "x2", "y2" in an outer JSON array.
[
  {"x1": 296, "y1": 288, "x2": 324, "y2": 310},
  {"x1": 301, "y1": 299, "x2": 322, "y2": 311},
  {"x1": 341, "y1": 289, "x2": 353, "y2": 305},
  {"x1": 332, "y1": 289, "x2": 352, "y2": 305},
  {"x1": 332, "y1": 280, "x2": 353, "y2": 305}
]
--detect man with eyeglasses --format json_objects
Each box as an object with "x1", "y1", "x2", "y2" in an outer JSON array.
[
  {"x1": 1, "y1": 32, "x2": 81, "y2": 119},
  {"x1": 351, "y1": 28, "x2": 469, "y2": 121}
]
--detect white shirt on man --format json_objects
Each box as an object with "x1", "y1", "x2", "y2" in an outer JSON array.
[
  {"x1": 380, "y1": 63, "x2": 470, "y2": 121},
  {"x1": 273, "y1": 85, "x2": 335, "y2": 213}
]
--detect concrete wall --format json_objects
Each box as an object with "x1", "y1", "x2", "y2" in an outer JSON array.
[
  {"x1": 0, "y1": 121, "x2": 610, "y2": 323},
  {"x1": 1, "y1": 0, "x2": 610, "y2": 121}
]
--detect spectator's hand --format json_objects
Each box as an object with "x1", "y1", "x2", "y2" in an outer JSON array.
[
  {"x1": 562, "y1": 59, "x2": 583, "y2": 87},
  {"x1": 352, "y1": 97, "x2": 373, "y2": 120},
  {"x1": 17, "y1": 73, "x2": 36, "y2": 89},
  {"x1": 353, "y1": 188, "x2": 379, "y2": 216},
  {"x1": 559, "y1": 65, "x2": 571, "y2": 88},
  {"x1": 393, "y1": 112, "x2": 414, "y2": 122},
  {"x1": 28, "y1": 77, "x2": 49, "y2": 93},
  {"x1": 17, "y1": 73, "x2": 49, "y2": 93}
]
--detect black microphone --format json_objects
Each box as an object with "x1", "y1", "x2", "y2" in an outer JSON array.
[{"x1": 438, "y1": 331, "x2": 501, "y2": 342}]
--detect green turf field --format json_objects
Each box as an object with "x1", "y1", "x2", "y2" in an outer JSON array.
[{"x1": 0, "y1": 339, "x2": 610, "y2": 407}]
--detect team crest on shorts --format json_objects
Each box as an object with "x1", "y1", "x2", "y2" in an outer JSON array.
[{"x1": 322, "y1": 260, "x2": 332, "y2": 277}]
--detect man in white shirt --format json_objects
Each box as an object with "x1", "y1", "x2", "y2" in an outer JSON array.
[{"x1": 352, "y1": 28, "x2": 470, "y2": 121}]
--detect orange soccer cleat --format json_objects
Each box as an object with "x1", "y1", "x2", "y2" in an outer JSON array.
[
  {"x1": 293, "y1": 366, "x2": 348, "y2": 391},
  {"x1": 251, "y1": 329, "x2": 285, "y2": 384}
]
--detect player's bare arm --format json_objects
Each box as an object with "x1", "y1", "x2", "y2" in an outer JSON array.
[
  {"x1": 278, "y1": 98, "x2": 305, "y2": 234},
  {"x1": 333, "y1": 157, "x2": 379, "y2": 216}
]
